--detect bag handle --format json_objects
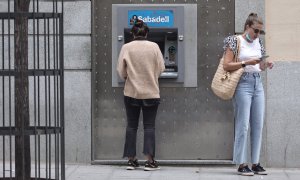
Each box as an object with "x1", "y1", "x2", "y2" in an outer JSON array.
[{"x1": 234, "y1": 35, "x2": 241, "y2": 63}]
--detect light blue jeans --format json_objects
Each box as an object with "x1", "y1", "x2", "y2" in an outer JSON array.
[{"x1": 233, "y1": 72, "x2": 265, "y2": 165}]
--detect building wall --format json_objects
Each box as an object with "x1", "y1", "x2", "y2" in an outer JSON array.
[
  {"x1": 63, "y1": 0, "x2": 91, "y2": 163},
  {"x1": 62, "y1": 0, "x2": 300, "y2": 167},
  {"x1": 265, "y1": 0, "x2": 300, "y2": 167},
  {"x1": 266, "y1": 0, "x2": 300, "y2": 61},
  {"x1": 1, "y1": 0, "x2": 299, "y2": 167},
  {"x1": 66, "y1": 0, "x2": 300, "y2": 167}
]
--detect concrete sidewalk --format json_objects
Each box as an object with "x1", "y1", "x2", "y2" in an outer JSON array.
[{"x1": 66, "y1": 164, "x2": 300, "y2": 180}]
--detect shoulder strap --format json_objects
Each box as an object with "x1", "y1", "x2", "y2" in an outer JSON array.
[{"x1": 234, "y1": 35, "x2": 241, "y2": 62}]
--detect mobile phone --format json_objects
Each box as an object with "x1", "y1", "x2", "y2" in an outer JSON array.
[{"x1": 260, "y1": 55, "x2": 269, "y2": 61}]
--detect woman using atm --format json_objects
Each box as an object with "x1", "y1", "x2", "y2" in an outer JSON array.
[{"x1": 117, "y1": 17, "x2": 165, "y2": 171}]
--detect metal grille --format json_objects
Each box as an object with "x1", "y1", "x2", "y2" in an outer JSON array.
[{"x1": 0, "y1": 0, "x2": 65, "y2": 179}]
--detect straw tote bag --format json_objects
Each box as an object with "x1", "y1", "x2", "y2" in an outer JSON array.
[{"x1": 211, "y1": 36, "x2": 244, "y2": 100}]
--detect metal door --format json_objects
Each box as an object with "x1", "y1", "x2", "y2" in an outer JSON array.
[{"x1": 92, "y1": 0, "x2": 235, "y2": 163}]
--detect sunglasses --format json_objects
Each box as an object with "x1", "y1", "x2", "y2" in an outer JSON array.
[{"x1": 251, "y1": 27, "x2": 265, "y2": 35}]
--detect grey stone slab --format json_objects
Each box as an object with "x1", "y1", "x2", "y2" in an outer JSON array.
[
  {"x1": 0, "y1": 35, "x2": 14, "y2": 69},
  {"x1": 64, "y1": 35, "x2": 91, "y2": 69},
  {"x1": 249, "y1": 0, "x2": 265, "y2": 21},
  {"x1": 0, "y1": 77, "x2": 64, "y2": 162},
  {"x1": 31, "y1": 1, "x2": 91, "y2": 35},
  {"x1": 235, "y1": 0, "x2": 249, "y2": 33},
  {"x1": 266, "y1": 61, "x2": 300, "y2": 168},
  {"x1": 265, "y1": 62, "x2": 287, "y2": 99},
  {"x1": 0, "y1": 0, "x2": 91, "y2": 35},
  {"x1": 0, "y1": 1, "x2": 13, "y2": 12},
  {"x1": 64, "y1": 71, "x2": 91, "y2": 163},
  {"x1": 266, "y1": 61, "x2": 300, "y2": 99},
  {"x1": 266, "y1": 98, "x2": 300, "y2": 168},
  {"x1": 66, "y1": 164, "x2": 113, "y2": 180},
  {"x1": 0, "y1": 35, "x2": 91, "y2": 70},
  {"x1": 235, "y1": 0, "x2": 265, "y2": 33},
  {"x1": 63, "y1": 1, "x2": 91, "y2": 34},
  {"x1": 0, "y1": 73, "x2": 90, "y2": 164}
]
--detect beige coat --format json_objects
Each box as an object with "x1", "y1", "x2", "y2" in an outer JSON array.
[{"x1": 117, "y1": 40, "x2": 165, "y2": 99}]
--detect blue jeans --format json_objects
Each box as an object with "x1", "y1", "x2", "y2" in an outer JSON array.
[{"x1": 233, "y1": 72, "x2": 265, "y2": 164}]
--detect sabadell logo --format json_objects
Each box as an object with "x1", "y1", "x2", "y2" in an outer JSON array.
[{"x1": 138, "y1": 15, "x2": 170, "y2": 23}]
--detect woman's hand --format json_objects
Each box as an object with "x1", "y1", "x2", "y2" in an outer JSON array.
[
  {"x1": 266, "y1": 61, "x2": 274, "y2": 69},
  {"x1": 259, "y1": 60, "x2": 274, "y2": 70},
  {"x1": 245, "y1": 59, "x2": 261, "y2": 66}
]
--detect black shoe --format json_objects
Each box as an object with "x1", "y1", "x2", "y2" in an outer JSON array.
[
  {"x1": 144, "y1": 160, "x2": 160, "y2": 171},
  {"x1": 237, "y1": 165, "x2": 254, "y2": 176},
  {"x1": 252, "y1": 163, "x2": 268, "y2": 175},
  {"x1": 126, "y1": 159, "x2": 139, "y2": 170}
]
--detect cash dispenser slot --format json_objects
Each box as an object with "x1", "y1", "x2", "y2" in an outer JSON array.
[{"x1": 160, "y1": 65, "x2": 178, "y2": 78}]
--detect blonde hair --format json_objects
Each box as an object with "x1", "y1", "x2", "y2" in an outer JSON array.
[{"x1": 244, "y1": 13, "x2": 263, "y2": 31}]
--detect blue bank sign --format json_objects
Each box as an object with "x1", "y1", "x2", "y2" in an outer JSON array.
[{"x1": 128, "y1": 10, "x2": 174, "y2": 27}]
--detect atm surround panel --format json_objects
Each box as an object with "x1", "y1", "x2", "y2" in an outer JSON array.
[{"x1": 112, "y1": 5, "x2": 186, "y2": 86}]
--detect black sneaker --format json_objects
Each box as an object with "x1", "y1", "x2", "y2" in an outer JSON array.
[
  {"x1": 252, "y1": 163, "x2": 267, "y2": 175},
  {"x1": 237, "y1": 165, "x2": 254, "y2": 176},
  {"x1": 126, "y1": 159, "x2": 139, "y2": 170},
  {"x1": 144, "y1": 160, "x2": 160, "y2": 171}
]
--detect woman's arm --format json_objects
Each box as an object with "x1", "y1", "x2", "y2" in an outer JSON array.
[
  {"x1": 223, "y1": 48, "x2": 261, "y2": 71},
  {"x1": 223, "y1": 48, "x2": 243, "y2": 71},
  {"x1": 117, "y1": 46, "x2": 128, "y2": 80}
]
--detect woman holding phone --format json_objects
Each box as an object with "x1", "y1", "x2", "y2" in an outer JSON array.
[{"x1": 223, "y1": 13, "x2": 274, "y2": 176}]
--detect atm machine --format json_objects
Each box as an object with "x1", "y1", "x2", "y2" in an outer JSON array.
[
  {"x1": 124, "y1": 27, "x2": 180, "y2": 79},
  {"x1": 112, "y1": 6, "x2": 185, "y2": 86}
]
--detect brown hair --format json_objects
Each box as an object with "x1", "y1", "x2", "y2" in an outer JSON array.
[
  {"x1": 244, "y1": 13, "x2": 263, "y2": 31},
  {"x1": 131, "y1": 18, "x2": 149, "y2": 37}
]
